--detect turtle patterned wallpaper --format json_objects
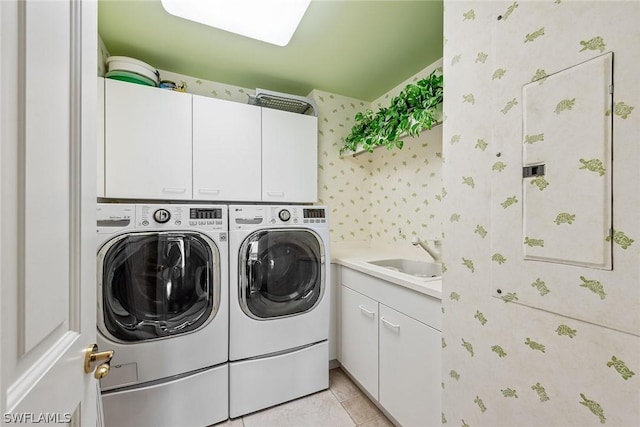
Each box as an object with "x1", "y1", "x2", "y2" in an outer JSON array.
[{"x1": 442, "y1": 2, "x2": 639, "y2": 426}]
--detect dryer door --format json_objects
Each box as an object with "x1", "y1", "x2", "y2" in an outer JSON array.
[
  {"x1": 239, "y1": 229, "x2": 325, "y2": 319},
  {"x1": 98, "y1": 232, "x2": 220, "y2": 342}
]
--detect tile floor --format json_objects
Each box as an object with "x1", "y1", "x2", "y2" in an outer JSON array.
[{"x1": 215, "y1": 368, "x2": 393, "y2": 427}]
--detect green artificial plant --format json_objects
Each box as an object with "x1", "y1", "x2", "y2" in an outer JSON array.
[{"x1": 340, "y1": 71, "x2": 443, "y2": 154}]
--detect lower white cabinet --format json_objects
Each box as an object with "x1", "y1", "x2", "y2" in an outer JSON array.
[
  {"x1": 339, "y1": 267, "x2": 441, "y2": 427},
  {"x1": 340, "y1": 286, "x2": 378, "y2": 399}
]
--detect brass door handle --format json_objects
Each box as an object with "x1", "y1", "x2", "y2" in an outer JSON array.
[{"x1": 84, "y1": 344, "x2": 115, "y2": 379}]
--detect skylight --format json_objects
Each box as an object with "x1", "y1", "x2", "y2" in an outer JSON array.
[{"x1": 160, "y1": 0, "x2": 311, "y2": 47}]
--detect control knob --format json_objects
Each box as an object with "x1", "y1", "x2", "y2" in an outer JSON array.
[
  {"x1": 153, "y1": 209, "x2": 171, "y2": 224},
  {"x1": 278, "y1": 209, "x2": 291, "y2": 222}
]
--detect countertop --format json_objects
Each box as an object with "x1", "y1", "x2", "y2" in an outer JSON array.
[{"x1": 330, "y1": 242, "x2": 442, "y2": 300}]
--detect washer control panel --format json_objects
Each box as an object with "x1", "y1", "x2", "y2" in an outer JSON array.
[{"x1": 136, "y1": 205, "x2": 226, "y2": 230}]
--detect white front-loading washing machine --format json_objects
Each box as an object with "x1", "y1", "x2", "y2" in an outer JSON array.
[
  {"x1": 228, "y1": 205, "x2": 330, "y2": 417},
  {"x1": 96, "y1": 203, "x2": 229, "y2": 427}
]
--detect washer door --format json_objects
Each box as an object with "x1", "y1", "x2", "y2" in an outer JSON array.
[
  {"x1": 98, "y1": 232, "x2": 220, "y2": 342},
  {"x1": 240, "y1": 229, "x2": 325, "y2": 319}
]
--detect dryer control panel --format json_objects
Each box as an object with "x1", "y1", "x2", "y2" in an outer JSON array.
[{"x1": 229, "y1": 205, "x2": 328, "y2": 229}]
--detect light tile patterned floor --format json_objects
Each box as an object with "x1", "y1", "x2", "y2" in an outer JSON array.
[{"x1": 215, "y1": 368, "x2": 393, "y2": 427}]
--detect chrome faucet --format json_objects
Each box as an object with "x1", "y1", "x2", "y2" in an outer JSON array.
[{"x1": 411, "y1": 237, "x2": 442, "y2": 262}]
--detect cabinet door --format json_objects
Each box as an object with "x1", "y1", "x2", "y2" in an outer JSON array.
[
  {"x1": 193, "y1": 95, "x2": 261, "y2": 201},
  {"x1": 104, "y1": 79, "x2": 192, "y2": 199},
  {"x1": 340, "y1": 286, "x2": 378, "y2": 400},
  {"x1": 379, "y1": 304, "x2": 441, "y2": 427},
  {"x1": 261, "y1": 108, "x2": 318, "y2": 202}
]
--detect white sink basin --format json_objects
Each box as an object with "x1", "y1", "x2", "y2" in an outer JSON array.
[{"x1": 367, "y1": 258, "x2": 442, "y2": 280}]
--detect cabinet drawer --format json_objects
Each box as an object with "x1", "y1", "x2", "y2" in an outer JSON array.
[
  {"x1": 340, "y1": 285, "x2": 378, "y2": 400},
  {"x1": 342, "y1": 267, "x2": 441, "y2": 331}
]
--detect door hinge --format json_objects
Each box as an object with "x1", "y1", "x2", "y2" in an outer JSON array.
[{"x1": 609, "y1": 84, "x2": 614, "y2": 94}]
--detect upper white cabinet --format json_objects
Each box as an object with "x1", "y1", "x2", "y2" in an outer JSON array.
[
  {"x1": 193, "y1": 95, "x2": 261, "y2": 201},
  {"x1": 97, "y1": 77, "x2": 105, "y2": 197},
  {"x1": 262, "y1": 108, "x2": 318, "y2": 202},
  {"x1": 102, "y1": 80, "x2": 318, "y2": 202},
  {"x1": 104, "y1": 79, "x2": 192, "y2": 199}
]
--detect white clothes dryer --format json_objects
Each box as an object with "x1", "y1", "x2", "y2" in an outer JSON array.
[
  {"x1": 228, "y1": 205, "x2": 330, "y2": 417},
  {"x1": 96, "y1": 203, "x2": 229, "y2": 427}
]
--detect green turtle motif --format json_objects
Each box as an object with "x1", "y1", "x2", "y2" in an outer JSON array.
[
  {"x1": 450, "y1": 370, "x2": 461, "y2": 381},
  {"x1": 531, "y1": 68, "x2": 548, "y2": 83},
  {"x1": 491, "y1": 345, "x2": 507, "y2": 357},
  {"x1": 442, "y1": 337, "x2": 447, "y2": 348},
  {"x1": 492, "y1": 69, "x2": 507, "y2": 80},
  {"x1": 502, "y1": 1, "x2": 519, "y2": 20},
  {"x1": 462, "y1": 338, "x2": 474, "y2": 357},
  {"x1": 554, "y1": 213, "x2": 576, "y2": 225},
  {"x1": 462, "y1": 420, "x2": 470, "y2": 427},
  {"x1": 531, "y1": 383, "x2": 550, "y2": 402},
  {"x1": 475, "y1": 138, "x2": 488, "y2": 151},
  {"x1": 501, "y1": 98, "x2": 518, "y2": 114},
  {"x1": 462, "y1": 176, "x2": 475, "y2": 188},
  {"x1": 501, "y1": 196, "x2": 518, "y2": 208},
  {"x1": 463, "y1": 94, "x2": 475, "y2": 105},
  {"x1": 609, "y1": 101, "x2": 634, "y2": 119},
  {"x1": 450, "y1": 134, "x2": 461, "y2": 144},
  {"x1": 554, "y1": 98, "x2": 576, "y2": 114},
  {"x1": 442, "y1": 413, "x2": 447, "y2": 424},
  {"x1": 501, "y1": 388, "x2": 518, "y2": 398},
  {"x1": 524, "y1": 133, "x2": 545, "y2": 144},
  {"x1": 579, "y1": 275, "x2": 606, "y2": 299},
  {"x1": 502, "y1": 292, "x2": 518, "y2": 303},
  {"x1": 555, "y1": 324, "x2": 577, "y2": 338},
  {"x1": 524, "y1": 27, "x2": 545, "y2": 43},
  {"x1": 606, "y1": 356, "x2": 635, "y2": 380},
  {"x1": 451, "y1": 55, "x2": 461, "y2": 66},
  {"x1": 579, "y1": 393, "x2": 606, "y2": 424},
  {"x1": 450, "y1": 292, "x2": 461, "y2": 301},
  {"x1": 474, "y1": 396, "x2": 487, "y2": 413},
  {"x1": 531, "y1": 278, "x2": 550, "y2": 296},
  {"x1": 462, "y1": 258, "x2": 475, "y2": 273},
  {"x1": 524, "y1": 237, "x2": 545, "y2": 247},
  {"x1": 492, "y1": 161, "x2": 507, "y2": 172},
  {"x1": 579, "y1": 158, "x2": 606, "y2": 176},
  {"x1": 450, "y1": 213, "x2": 461, "y2": 222},
  {"x1": 579, "y1": 36, "x2": 606, "y2": 53},
  {"x1": 463, "y1": 9, "x2": 476, "y2": 20},
  {"x1": 492, "y1": 253, "x2": 507, "y2": 264},
  {"x1": 474, "y1": 310, "x2": 488, "y2": 325},
  {"x1": 606, "y1": 230, "x2": 634, "y2": 249},
  {"x1": 475, "y1": 225, "x2": 488, "y2": 238},
  {"x1": 476, "y1": 52, "x2": 488, "y2": 64},
  {"x1": 531, "y1": 176, "x2": 549, "y2": 191},
  {"x1": 525, "y1": 338, "x2": 546, "y2": 353}
]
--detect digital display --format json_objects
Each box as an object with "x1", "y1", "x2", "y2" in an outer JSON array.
[
  {"x1": 303, "y1": 208, "x2": 325, "y2": 219},
  {"x1": 190, "y1": 208, "x2": 222, "y2": 219}
]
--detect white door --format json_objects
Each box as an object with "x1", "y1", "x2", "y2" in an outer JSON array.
[{"x1": 1, "y1": 1, "x2": 105, "y2": 425}]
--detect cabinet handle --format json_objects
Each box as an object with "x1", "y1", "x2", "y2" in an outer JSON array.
[
  {"x1": 266, "y1": 191, "x2": 285, "y2": 197},
  {"x1": 381, "y1": 317, "x2": 401, "y2": 330},
  {"x1": 162, "y1": 187, "x2": 187, "y2": 193},
  {"x1": 358, "y1": 305, "x2": 375, "y2": 316},
  {"x1": 198, "y1": 188, "x2": 220, "y2": 195}
]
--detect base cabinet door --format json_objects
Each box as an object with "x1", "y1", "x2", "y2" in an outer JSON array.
[
  {"x1": 379, "y1": 304, "x2": 441, "y2": 427},
  {"x1": 340, "y1": 285, "x2": 378, "y2": 400}
]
